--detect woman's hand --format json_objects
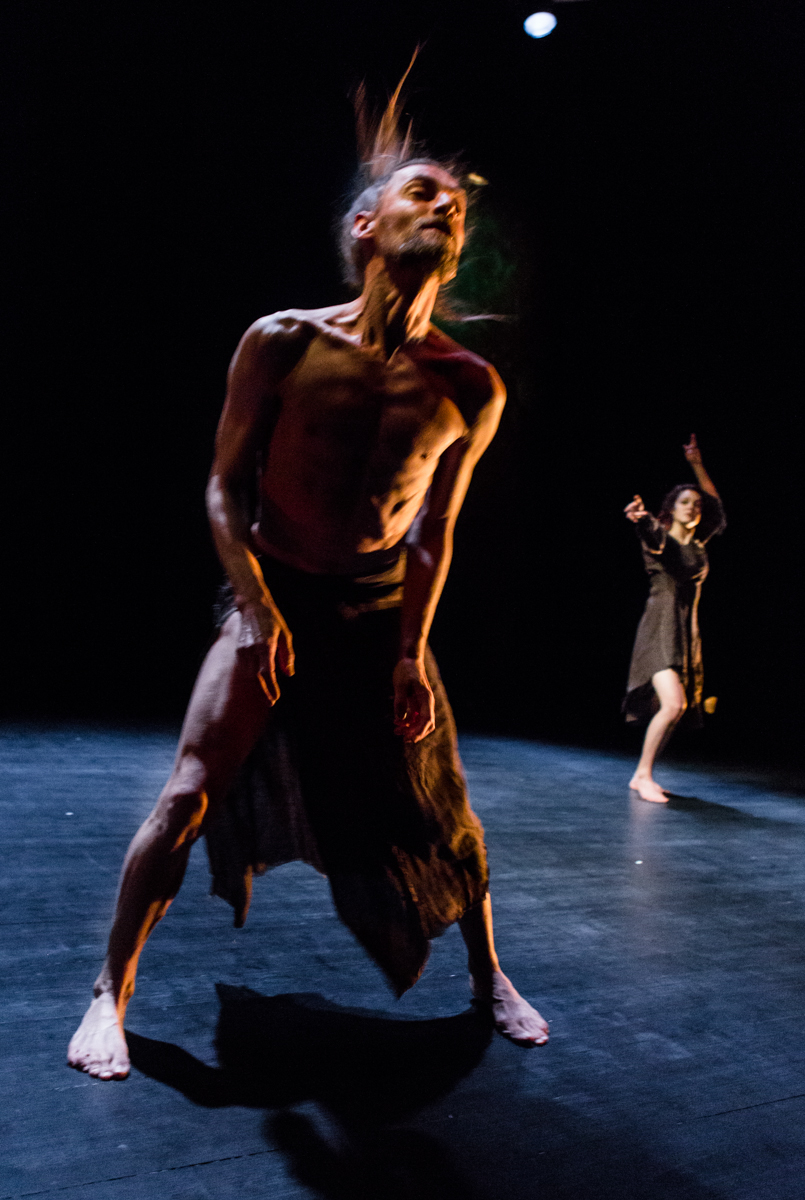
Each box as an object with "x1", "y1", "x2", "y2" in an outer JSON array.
[
  {"x1": 683, "y1": 432, "x2": 703, "y2": 466},
  {"x1": 393, "y1": 658, "x2": 436, "y2": 743},
  {"x1": 624, "y1": 494, "x2": 648, "y2": 524}
]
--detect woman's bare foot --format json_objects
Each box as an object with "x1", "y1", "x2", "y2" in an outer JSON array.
[
  {"x1": 629, "y1": 775, "x2": 669, "y2": 803},
  {"x1": 470, "y1": 970, "x2": 549, "y2": 1046},
  {"x1": 67, "y1": 992, "x2": 130, "y2": 1080}
]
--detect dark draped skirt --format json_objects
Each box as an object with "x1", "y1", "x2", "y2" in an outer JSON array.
[{"x1": 204, "y1": 553, "x2": 489, "y2": 996}]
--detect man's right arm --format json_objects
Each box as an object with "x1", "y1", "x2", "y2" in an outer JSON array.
[{"x1": 205, "y1": 315, "x2": 309, "y2": 701}]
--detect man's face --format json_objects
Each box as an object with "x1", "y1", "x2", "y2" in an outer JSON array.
[{"x1": 363, "y1": 163, "x2": 467, "y2": 281}]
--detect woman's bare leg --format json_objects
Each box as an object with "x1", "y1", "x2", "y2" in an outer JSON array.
[
  {"x1": 459, "y1": 894, "x2": 549, "y2": 1046},
  {"x1": 628, "y1": 668, "x2": 687, "y2": 803},
  {"x1": 67, "y1": 614, "x2": 271, "y2": 1079}
]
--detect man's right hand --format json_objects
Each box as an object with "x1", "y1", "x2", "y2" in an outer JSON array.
[{"x1": 237, "y1": 601, "x2": 295, "y2": 704}]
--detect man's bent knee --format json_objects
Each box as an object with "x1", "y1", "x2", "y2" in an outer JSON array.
[{"x1": 153, "y1": 758, "x2": 211, "y2": 849}]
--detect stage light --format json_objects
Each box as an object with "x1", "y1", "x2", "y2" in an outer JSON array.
[{"x1": 524, "y1": 12, "x2": 557, "y2": 38}]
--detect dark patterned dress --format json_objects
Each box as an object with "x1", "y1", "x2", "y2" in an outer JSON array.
[{"x1": 623, "y1": 495, "x2": 726, "y2": 727}]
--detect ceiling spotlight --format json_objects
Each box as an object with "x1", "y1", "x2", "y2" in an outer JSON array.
[{"x1": 524, "y1": 12, "x2": 558, "y2": 38}]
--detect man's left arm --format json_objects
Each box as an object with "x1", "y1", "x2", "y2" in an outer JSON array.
[{"x1": 394, "y1": 365, "x2": 506, "y2": 742}]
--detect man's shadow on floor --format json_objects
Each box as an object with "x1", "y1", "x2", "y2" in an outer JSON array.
[
  {"x1": 129, "y1": 984, "x2": 492, "y2": 1199},
  {"x1": 128, "y1": 984, "x2": 721, "y2": 1200},
  {"x1": 129, "y1": 983, "x2": 491, "y2": 1122}
]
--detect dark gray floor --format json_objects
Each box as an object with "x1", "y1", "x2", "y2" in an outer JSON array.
[{"x1": 3, "y1": 726, "x2": 805, "y2": 1199}]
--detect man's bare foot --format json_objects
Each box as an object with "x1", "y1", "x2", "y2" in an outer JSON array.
[
  {"x1": 67, "y1": 992, "x2": 130, "y2": 1080},
  {"x1": 628, "y1": 775, "x2": 669, "y2": 804},
  {"x1": 470, "y1": 970, "x2": 549, "y2": 1047}
]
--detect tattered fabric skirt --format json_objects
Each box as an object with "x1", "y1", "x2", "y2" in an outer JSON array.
[{"x1": 204, "y1": 552, "x2": 489, "y2": 996}]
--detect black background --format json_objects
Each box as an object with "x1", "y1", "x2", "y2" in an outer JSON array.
[{"x1": 2, "y1": 0, "x2": 802, "y2": 765}]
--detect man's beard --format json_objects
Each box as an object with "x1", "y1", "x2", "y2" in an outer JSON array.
[{"x1": 392, "y1": 230, "x2": 460, "y2": 280}]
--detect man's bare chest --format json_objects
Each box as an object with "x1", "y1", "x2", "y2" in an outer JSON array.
[{"x1": 275, "y1": 337, "x2": 468, "y2": 464}]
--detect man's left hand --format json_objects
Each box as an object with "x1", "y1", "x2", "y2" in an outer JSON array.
[{"x1": 393, "y1": 658, "x2": 436, "y2": 742}]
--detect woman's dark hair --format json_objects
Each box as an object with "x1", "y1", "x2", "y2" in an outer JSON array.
[{"x1": 657, "y1": 484, "x2": 702, "y2": 529}]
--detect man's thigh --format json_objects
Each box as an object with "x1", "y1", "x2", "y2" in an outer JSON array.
[{"x1": 173, "y1": 612, "x2": 273, "y2": 800}]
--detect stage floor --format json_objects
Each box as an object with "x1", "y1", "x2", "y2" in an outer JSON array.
[{"x1": 3, "y1": 726, "x2": 805, "y2": 1199}]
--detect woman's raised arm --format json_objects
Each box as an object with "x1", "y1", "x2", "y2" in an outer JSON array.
[
  {"x1": 683, "y1": 433, "x2": 720, "y2": 499},
  {"x1": 684, "y1": 433, "x2": 726, "y2": 541}
]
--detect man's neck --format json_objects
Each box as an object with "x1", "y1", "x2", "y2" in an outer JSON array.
[{"x1": 355, "y1": 259, "x2": 441, "y2": 358}]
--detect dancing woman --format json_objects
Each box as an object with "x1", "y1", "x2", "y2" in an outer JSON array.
[{"x1": 623, "y1": 435, "x2": 726, "y2": 803}]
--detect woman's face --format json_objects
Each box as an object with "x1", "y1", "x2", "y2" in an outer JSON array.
[{"x1": 672, "y1": 489, "x2": 702, "y2": 529}]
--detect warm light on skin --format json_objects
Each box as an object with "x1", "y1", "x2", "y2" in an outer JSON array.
[
  {"x1": 670, "y1": 489, "x2": 702, "y2": 541},
  {"x1": 348, "y1": 163, "x2": 468, "y2": 349},
  {"x1": 355, "y1": 163, "x2": 468, "y2": 286}
]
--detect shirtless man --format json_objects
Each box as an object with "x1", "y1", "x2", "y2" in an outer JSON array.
[{"x1": 68, "y1": 157, "x2": 549, "y2": 1080}]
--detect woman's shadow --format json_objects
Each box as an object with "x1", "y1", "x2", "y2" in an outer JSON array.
[{"x1": 128, "y1": 984, "x2": 493, "y2": 1199}]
